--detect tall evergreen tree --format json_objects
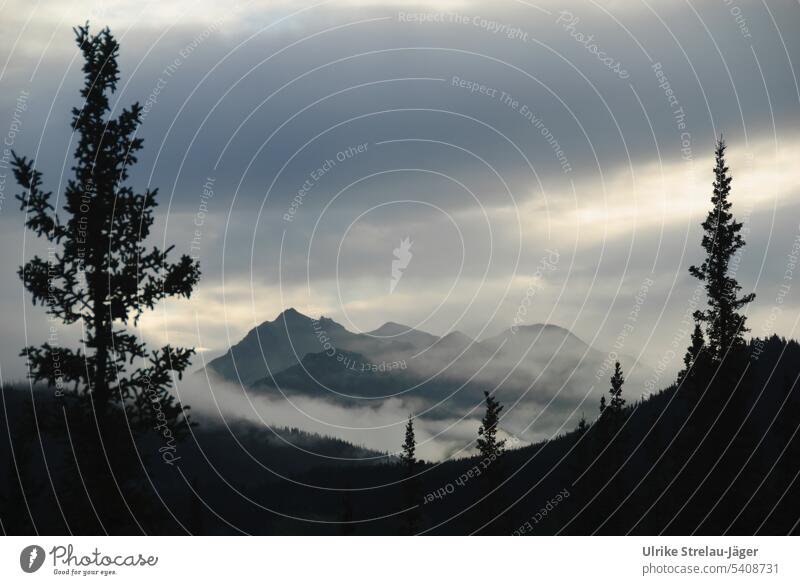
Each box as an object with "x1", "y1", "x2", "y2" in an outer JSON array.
[
  {"x1": 597, "y1": 363, "x2": 626, "y2": 442},
  {"x1": 475, "y1": 391, "x2": 507, "y2": 533},
  {"x1": 608, "y1": 362, "x2": 626, "y2": 414},
  {"x1": 477, "y1": 391, "x2": 506, "y2": 461},
  {"x1": 688, "y1": 138, "x2": 755, "y2": 363},
  {"x1": 11, "y1": 25, "x2": 200, "y2": 429},
  {"x1": 671, "y1": 139, "x2": 757, "y2": 532},
  {"x1": 399, "y1": 415, "x2": 421, "y2": 534},
  {"x1": 400, "y1": 415, "x2": 416, "y2": 469}
]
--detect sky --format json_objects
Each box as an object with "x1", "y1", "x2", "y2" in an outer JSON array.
[{"x1": 1, "y1": 1, "x2": 799, "y2": 453}]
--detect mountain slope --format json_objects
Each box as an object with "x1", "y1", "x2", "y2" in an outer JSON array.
[
  {"x1": 221, "y1": 310, "x2": 653, "y2": 435},
  {"x1": 206, "y1": 309, "x2": 359, "y2": 385}
]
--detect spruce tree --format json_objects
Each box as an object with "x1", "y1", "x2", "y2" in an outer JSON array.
[
  {"x1": 400, "y1": 415, "x2": 416, "y2": 469},
  {"x1": 608, "y1": 361, "x2": 626, "y2": 415},
  {"x1": 12, "y1": 25, "x2": 200, "y2": 430},
  {"x1": 399, "y1": 415, "x2": 421, "y2": 534},
  {"x1": 475, "y1": 391, "x2": 507, "y2": 533},
  {"x1": 477, "y1": 391, "x2": 506, "y2": 461},
  {"x1": 675, "y1": 139, "x2": 756, "y2": 532},
  {"x1": 598, "y1": 362, "x2": 625, "y2": 433},
  {"x1": 688, "y1": 138, "x2": 755, "y2": 363}
]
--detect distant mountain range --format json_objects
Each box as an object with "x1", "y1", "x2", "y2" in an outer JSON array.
[{"x1": 206, "y1": 309, "x2": 652, "y2": 430}]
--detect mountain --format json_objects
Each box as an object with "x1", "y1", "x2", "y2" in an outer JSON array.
[
  {"x1": 212, "y1": 309, "x2": 651, "y2": 433},
  {"x1": 253, "y1": 349, "x2": 417, "y2": 401},
  {"x1": 206, "y1": 308, "x2": 357, "y2": 385},
  {"x1": 366, "y1": 321, "x2": 439, "y2": 351},
  {"x1": 207, "y1": 309, "x2": 445, "y2": 386}
]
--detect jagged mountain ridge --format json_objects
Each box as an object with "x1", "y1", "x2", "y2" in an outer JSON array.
[{"x1": 209, "y1": 309, "x2": 650, "y2": 422}]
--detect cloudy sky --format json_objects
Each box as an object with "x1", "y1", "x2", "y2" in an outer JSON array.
[{"x1": 1, "y1": 0, "x2": 799, "y2": 432}]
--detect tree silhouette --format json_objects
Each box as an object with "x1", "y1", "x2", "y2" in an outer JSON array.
[
  {"x1": 678, "y1": 321, "x2": 707, "y2": 390},
  {"x1": 399, "y1": 415, "x2": 421, "y2": 534},
  {"x1": 476, "y1": 391, "x2": 507, "y2": 533},
  {"x1": 400, "y1": 415, "x2": 416, "y2": 469},
  {"x1": 11, "y1": 24, "x2": 200, "y2": 431},
  {"x1": 594, "y1": 361, "x2": 628, "y2": 532},
  {"x1": 477, "y1": 391, "x2": 506, "y2": 461},
  {"x1": 608, "y1": 362, "x2": 626, "y2": 415},
  {"x1": 688, "y1": 138, "x2": 755, "y2": 363},
  {"x1": 672, "y1": 138, "x2": 757, "y2": 532}
]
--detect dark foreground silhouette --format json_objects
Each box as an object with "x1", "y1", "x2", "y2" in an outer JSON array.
[{"x1": 2, "y1": 335, "x2": 799, "y2": 535}]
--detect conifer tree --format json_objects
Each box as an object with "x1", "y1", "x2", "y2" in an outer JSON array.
[
  {"x1": 477, "y1": 391, "x2": 506, "y2": 461},
  {"x1": 11, "y1": 25, "x2": 200, "y2": 431},
  {"x1": 688, "y1": 138, "x2": 755, "y2": 362},
  {"x1": 678, "y1": 321, "x2": 708, "y2": 389},
  {"x1": 475, "y1": 391, "x2": 507, "y2": 533},
  {"x1": 608, "y1": 362, "x2": 626, "y2": 414},
  {"x1": 598, "y1": 363, "x2": 625, "y2": 433},
  {"x1": 399, "y1": 415, "x2": 421, "y2": 534},
  {"x1": 400, "y1": 415, "x2": 416, "y2": 469}
]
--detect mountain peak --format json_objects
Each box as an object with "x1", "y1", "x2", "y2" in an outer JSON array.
[
  {"x1": 365, "y1": 321, "x2": 439, "y2": 351},
  {"x1": 515, "y1": 322, "x2": 572, "y2": 335},
  {"x1": 275, "y1": 307, "x2": 310, "y2": 323},
  {"x1": 434, "y1": 330, "x2": 473, "y2": 350},
  {"x1": 371, "y1": 321, "x2": 409, "y2": 334},
  {"x1": 440, "y1": 330, "x2": 472, "y2": 343}
]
